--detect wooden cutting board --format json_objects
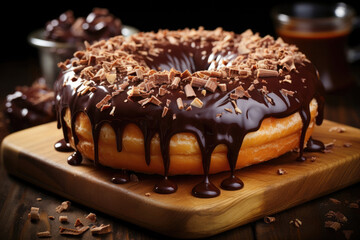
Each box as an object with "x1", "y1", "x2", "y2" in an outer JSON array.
[{"x1": 1, "y1": 120, "x2": 360, "y2": 239}]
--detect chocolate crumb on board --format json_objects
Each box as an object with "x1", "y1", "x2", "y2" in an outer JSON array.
[
  {"x1": 277, "y1": 168, "x2": 287, "y2": 175},
  {"x1": 56, "y1": 201, "x2": 71, "y2": 213},
  {"x1": 86, "y1": 212, "x2": 97, "y2": 222},
  {"x1": 329, "y1": 198, "x2": 341, "y2": 205},
  {"x1": 59, "y1": 225, "x2": 89, "y2": 236},
  {"x1": 343, "y1": 142, "x2": 352, "y2": 148},
  {"x1": 59, "y1": 215, "x2": 68, "y2": 223},
  {"x1": 145, "y1": 192, "x2": 151, "y2": 197},
  {"x1": 323, "y1": 141, "x2": 336, "y2": 153},
  {"x1": 90, "y1": 224, "x2": 112, "y2": 235},
  {"x1": 29, "y1": 207, "x2": 40, "y2": 222},
  {"x1": 37, "y1": 231, "x2": 51, "y2": 238},
  {"x1": 264, "y1": 216, "x2": 276, "y2": 223},
  {"x1": 74, "y1": 218, "x2": 84, "y2": 227},
  {"x1": 48, "y1": 216, "x2": 55, "y2": 220},
  {"x1": 325, "y1": 210, "x2": 347, "y2": 223},
  {"x1": 289, "y1": 218, "x2": 302, "y2": 228},
  {"x1": 324, "y1": 221, "x2": 342, "y2": 231},
  {"x1": 329, "y1": 126, "x2": 346, "y2": 133}
]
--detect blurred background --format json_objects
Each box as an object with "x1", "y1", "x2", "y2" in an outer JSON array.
[{"x1": 0, "y1": 0, "x2": 359, "y2": 96}]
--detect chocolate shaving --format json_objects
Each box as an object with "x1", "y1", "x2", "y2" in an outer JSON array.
[
  {"x1": 162, "y1": 106, "x2": 169, "y2": 117},
  {"x1": 59, "y1": 226, "x2": 89, "y2": 236},
  {"x1": 86, "y1": 213, "x2": 97, "y2": 222},
  {"x1": 95, "y1": 94, "x2": 112, "y2": 109},
  {"x1": 348, "y1": 202, "x2": 359, "y2": 208},
  {"x1": 329, "y1": 198, "x2": 341, "y2": 205},
  {"x1": 184, "y1": 84, "x2": 196, "y2": 98},
  {"x1": 324, "y1": 221, "x2": 342, "y2": 231},
  {"x1": 74, "y1": 218, "x2": 84, "y2": 227},
  {"x1": 204, "y1": 78, "x2": 218, "y2": 93},
  {"x1": 280, "y1": 88, "x2": 295, "y2": 97},
  {"x1": 190, "y1": 98, "x2": 203, "y2": 108},
  {"x1": 90, "y1": 224, "x2": 112, "y2": 235},
  {"x1": 289, "y1": 218, "x2": 302, "y2": 228},
  {"x1": 231, "y1": 100, "x2": 242, "y2": 114},
  {"x1": 277, "y1": 168, "x2": 287, "y2": 175},
  {"x1": 191, "y1": 77, "x2": 207, "y2": 88},
  {"x1": 29, "y1": 207, "x2": 40, "y2": 222},
  {"x1": 325, "y1": 210, "x2": 348, "y2": 223},
  {"x1": 59, "y1": 216, "x2": 68, "y2": 223},
  {"x1": 149, "y1": 95, "x2": 162, "y2": 106},
  {"x1": 257, "y1": 69, "x2": 279, "y2": 78},
  {"x1": 37, "y1": 231, "x2": 51, "y2": 238},
  {"x1": 56, "y1": 201, "x2": 71, "y2": 213},
  {"x1": 170, "y1": 77, "x2": 181, "y2": 89},
  {"x1": 329, "y1": 126, "x2": 346, "y2": 133}
]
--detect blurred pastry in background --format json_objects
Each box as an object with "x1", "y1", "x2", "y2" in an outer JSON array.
[{"x1": 5, "y1": 78, "x2": 55, "y2": 131}]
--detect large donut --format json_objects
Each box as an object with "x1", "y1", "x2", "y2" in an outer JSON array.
[
  {"x1": 55, "y1": 28, "x2": 324, "y2": 197},
  {"x1": 63, "y1": 99, "x2": 318, "y2": 175}
]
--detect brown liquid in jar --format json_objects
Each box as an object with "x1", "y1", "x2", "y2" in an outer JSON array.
[{"x1": 277, "y1": 27, "x2": 354, "y2": 91}]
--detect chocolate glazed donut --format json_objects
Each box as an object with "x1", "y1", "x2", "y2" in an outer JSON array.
[{"x1": 54, "y1": 28, "x2": 325, "y2": 198}]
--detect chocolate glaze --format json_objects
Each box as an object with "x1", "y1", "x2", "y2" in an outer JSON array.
[{"x1": 54, "y1": 29, "x2": 325, "y2": 198}]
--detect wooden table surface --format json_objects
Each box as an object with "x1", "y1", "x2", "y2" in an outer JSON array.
[{"x1": 0, "y1": 59, "x2": 359, "y2": 239}]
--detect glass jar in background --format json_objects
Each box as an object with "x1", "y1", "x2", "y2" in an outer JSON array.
[
  {"x1": 271, "y1": 2, "x2": 359, "y2": 92},
  {"x1": 28, "y1": 25, "x2": 139, "y2": 89}
]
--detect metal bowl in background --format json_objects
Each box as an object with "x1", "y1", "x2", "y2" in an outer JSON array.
[{"x1": 28, "y1": 25, "x2": 139, "y2": 88}]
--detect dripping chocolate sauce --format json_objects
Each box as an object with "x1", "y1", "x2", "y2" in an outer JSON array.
[
  {"x1": 54, "y1": 139, "x2": 74, "y2": 152},
  {"x1": 111, "y1": 169, "x2": 130, "y2": 184},
  {"x1": 54, "y1": 34, "x2": 325, "y2": 198}
]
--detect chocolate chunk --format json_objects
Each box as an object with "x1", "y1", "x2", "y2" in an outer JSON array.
[
  {"x1": 59, "y1": 226, "x2": 89, "y2": 236},
  {"x1": 37, "y1": 231, "x2": 51, "y2": 238},
  {"x1": 56, "y1": 201, "x2": 71, "y2": 213},
  {"x1": 90, "y1": 224, "x2": 112, "y2": 235}
]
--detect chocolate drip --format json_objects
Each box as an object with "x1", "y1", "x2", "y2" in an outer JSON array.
[
  {"x1": 221, "y1": 174, "x2": 244, "y2": 191},
  {"x1": 54, "y1": 139, "x2": 74, "y2": 152},
  {"x1": 192, "y1": 176, "x2": 221, "y2": 198},
  {"x1": 111, "y1": 170, "x2": 130, "y2": 184},
  {"x1": 154, "y1": 177, "x2": 178, "y2": 194},
  {"x1": 67, "y1": 151, "x2": 82, "y2": 165},
  {"x1": 54, "y1": 29, "x2": 325, "y2": 198},
  {"x1": 296, "y1": 105, "x2": 311, "y2": 162}
]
